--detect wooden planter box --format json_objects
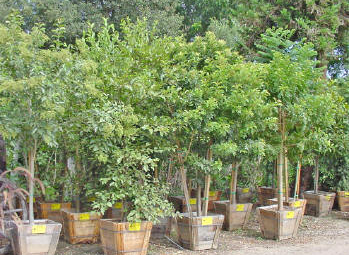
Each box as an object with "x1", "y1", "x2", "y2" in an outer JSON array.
[
  {"x1": 150, "y1": 217, "x2": 169, "y2": 240},
  {"x1": 258, "y1": 205, "x2": 302, "y2": 240},
  {"x1": 61, "y1": 209, "x2": 101, "y2": 244},
  {"x1": 303, "y1": 191, "x2": 336, "y2": 217},
  {"x1": 8, "y1": 219, "x2": 61, "y2": 255},
  {"x1": 169, "y1": 196, "x2": 197, "y2": 213},
  {"x1": 257, "y1": 187, "x2": 290, "y2": 206},
  {"x1": 37, "y1": 202, "x2": 71, "y2": 224},
  {"x1": 266, "y1": 198, "x2": 307, "y2": 217},
  {"x1": 337, "y1": 191, "x2": 349, "y2": 212},
  {"x1": 176, "y1": 213, "x2": 224, "y2": 250},
  {"x1": 104, "y1": 202, "x2": 125, "y2": 221},
  {"x1": 100, "y1": 220, "x2": 152, "y2": 255},
  {"x1": 189, "y1": 190, "x2": 222, "y2": 211},
  {"x1": 213, "y1": 201, "x2": 252, "y2": 231},
  {"x1": 236, "y1": 188, "x2": 254, "y2": 203}
]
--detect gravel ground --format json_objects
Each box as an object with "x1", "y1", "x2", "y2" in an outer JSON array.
[{"x1": 56, "y1": 210, "x2": 349, "y2": 255}]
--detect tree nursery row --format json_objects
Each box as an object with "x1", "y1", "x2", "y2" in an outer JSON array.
[{"x1": 0, "y1": 14, "x2": 349, "y2": 255}]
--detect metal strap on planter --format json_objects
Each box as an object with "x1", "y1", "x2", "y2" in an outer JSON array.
[
  {"x1": 100, "y1": 228, "x2": 147, "y2": 234},
  {"x1": 102, "y1": 246, "x2": 144, "y2": 253},
  {"x1": 66, "y1": 219, "x2": 99, "y2": 222},
  {"x1": 69, "y1": 234, "x2": 99, "y2": 238},
  {"x1": 177, "y1": 222, "x2": 223, "y2": 227}
]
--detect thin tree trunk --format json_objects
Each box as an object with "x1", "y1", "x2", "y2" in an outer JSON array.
[
  {"x1": 29, "y1": 140, "x2": 37, "y2": 224},
  {"x1": 297, "y1": 161, "x2": 302, "y2": 197},
  {"x1": 202, "y1": 175, "x2": 211, "y2": 216},
  {"x1": 229, "y1": 163, "x2": 235, "y2": 203},
  {"x1": 314, "y1": 156, "x2": 319, "y2": 194},
  {"x1": 230, "y1": 162, "x2": 239, "y2": 205},
  {"x1": 284, "y1": 156, "x2": 289, "y2": 203},
  {"x1": 75, "y1": 147, "x2": 82, "y2": 212},
  {"x1": 196, "y1": 185, "x2": 201, "y2": 217},
  {"x1": 272, "y1": 160, "x2": 276, "y2": 188},
  {"x1": 277, "y1": 151, "x2": 284, "y2": 211}
]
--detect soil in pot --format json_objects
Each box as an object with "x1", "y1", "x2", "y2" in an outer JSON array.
[
  {"x1": 213, "y1": 200, "x2": 252, "y2": 231},
  {"x1": 100, "y1": 219, "x2": 152, "y2": 255},
  {"x1": 176, "y1": 212, "x2": 224, "y2": 251},
  {"x1": 8, "y1": 219, "x2": 61, "y2": 255},
  {"x1": 258, "y1": 205, "x2": 303, "y2": 241},
  {"x1": 337, "y1": 191, "x2": 349, "y2": 212},
  {"x1": 61, "y1": 209, "x2": 101, "y2": 244},
  {"x1": 303, "y1": 191, "x2": 335, "y2": 217}
]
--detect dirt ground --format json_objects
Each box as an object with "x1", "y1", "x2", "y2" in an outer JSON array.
[{"x1": 56, "y1": 210, "x2": 349, "y2": 255}]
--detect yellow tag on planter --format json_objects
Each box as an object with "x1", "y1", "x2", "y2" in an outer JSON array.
[
  {"x1": 242, "y1": 188, "x2": 249, "y2": 193},
  {"x1": 202, "y1": 217, "x2": 213, "y2": 226},
  {"x1": 286, "y1": 211, "x2": 295, "y2": 219},
  {"x1": 26, "y1": 197, "x2": 36, "y2": 203},
  {"x1": 114, "y1": 202, "x2": 123, "y2": 209},
  {"x1": 32, "y1": 225, "x2": 46, "y2": 234},
  {"x1": 79, "y1": 213, "x2": 90, "y2": 221},
  {"x1": 326, "y1": 196, "x2": 331, "y2": 201},
  {"x1": 345, "y1": 192, "x2": 349, "y2": 197},
  {"x1": 209, "y1": 191, "x2": 216, "y2": 197},
  {"x1": 51, "y1": 204, "x2": 61, "y2": 211},
  {"x1": 294, "y1": 201, "x2": 301, "y2": 207},
  {"x1": 129, "y1": 223, "x2": 141, "y2": 231},
  {"x1": 189, "y1": 198, "x2": 197, "y2": 205},
  {"x1": 236, "y1": 204, "x2": 244, "y2": 212}
]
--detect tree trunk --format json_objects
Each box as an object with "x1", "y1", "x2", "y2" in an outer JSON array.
[
  {"x1": 196, "y1": 185, "x2": 201, "y2": 217},
  {"x1": 202, "y1": 175, "x2": 211, "y2": 216},
  {"x1": 277, "y1": 151, "x2": 284, "y2": 211},
  {"x1": 0, "y1": 134, "x2": 6, "y2": 173},
  {"x1": 314, "y1": 156, "x2": 319, "y2": 194},
  {"x1": 284, "y1": 156, "x2": 289, "y2": 203},
  {"x1": 28, "y1": 141, "x2": 37, "y2": 224},
  {"x1": 230, "y1": 162, "x2": 239, "y2": 205}
]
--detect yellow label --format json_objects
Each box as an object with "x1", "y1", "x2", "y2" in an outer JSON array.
[
  {"x1": 79, "y1": 213, "x2": 90, "y2": 221},
  {"x1": 294, "y1": 201, "x2": 301, "y2": 208},
  {"x1": 129, "y1": 223, "x2": 141, "y2": 231},
  {"x1": 326, "y1": 196, "x2": 331, "y2": 201},
  {"x1": 26, "y1": 197, "x2": 36, "y2": 203},
  {"x1": 202, "y1": 217, "x2": 213, "y2": 226},
  {"x1": 51, "y1": 204, "x2": 61, "y2": 210},
  {"x1": 114, "y1": 202, "x2": 123, "y2": 209},
  {"x1": 209, "y1": 191, "x2": 216, "y2": 197},
  {"x1": 242, "y1": 188, "x2": 249, "y2": 193},
  {"x1": 32, "y1": 225, "x2": 46, "y2": 234},
  {"x1": 87, "y1": 197, "x2": 96, "y2": 202},
  {"x1": 189, "y1": 198, "x2": 197, "y2": 205},
  {"x1": 286, "y1": 211, "x2": 295, "y2": 219},
  {"x1": 345, "y1": 192, "x2": 349, "y2": 197},
  {"x1": 236, "y1": 204, "x2": 244, "y2": 212}
]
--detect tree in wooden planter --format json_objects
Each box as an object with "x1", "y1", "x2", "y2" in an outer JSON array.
[
  {"x1": 75, "y1": 21, "x2": 177, "y2": 255},
  {"x1": 0, "y1": 15, "x2": 69, "y2": 254},
  {"x1": 257, "y1": 36, "x2": 332, "y2": 239},
  {"x1": 210, "y1": 58, "x2": 277, "y2": 231},
  {"x1": 301, "y1": 92, "x2": 346, "y2": 216}
]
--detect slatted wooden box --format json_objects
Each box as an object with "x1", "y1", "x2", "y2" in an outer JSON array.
[
  {"x1": 8, "y1": 219, "x2": 61, "y2": 255},
  {"x1": 337, "y1": 191, "x2": 349, "y2": 212},
  {"x1": 61, "y1": 209, "x2": 101, "y2": 244},
  {"x1": 100, "y1": 219, "x2": 152, "y2": 255},
  {"x1": 213, "y1": 201, "x2": 252, "y2": 231},
  {"x1": 267, "y1": 198, "x2": 307, "y2": 217},
  {"x1": 258, "y1": 205, "x2": 302, "y2": 240},
  {"x1": 303, "y1": 191, "x2": 335, "y2": 217},
  {"x1": 150, "y1": 217, "x2": 169, "y2": 240},
  {"x1": 37, "y1": 202, "x2": 71, "y2": 224},
  {"x1": 176, "y1": 213, "x2": 224, "y2": 250},
  {"x1": 168, "y1": 196, "x2": 197, "y2": 213}
]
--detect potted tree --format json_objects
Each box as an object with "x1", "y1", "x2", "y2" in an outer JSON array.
[
  {"x1": 0, "y1": 16, "x2": 68, "y2": 253},
  {"x1": 257, "y1": 37, "x2": 330, "y2": 239}
]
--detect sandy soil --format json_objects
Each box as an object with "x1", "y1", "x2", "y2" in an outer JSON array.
[{"x1": 56, "y1": 211, "x2": 349, "y2": 255}]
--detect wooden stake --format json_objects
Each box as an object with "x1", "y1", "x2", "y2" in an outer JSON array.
[
  {"x1": 231, "y1": 163, "x2": 238, "y2": 205},
  {"x1": 202, "y1": 175, "x2": 211, "y2": 216},
  {"x1": 229, "y1": 163, "x2": 235, "y2": 204}
]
